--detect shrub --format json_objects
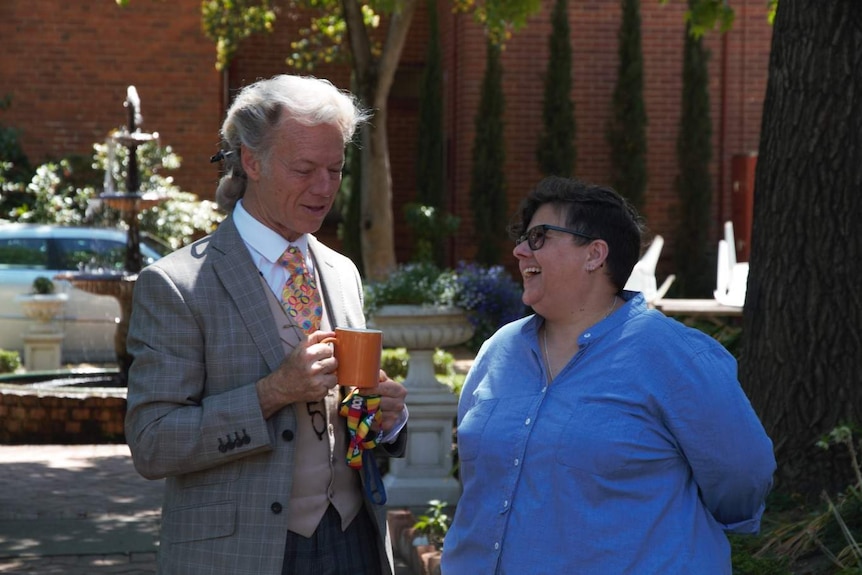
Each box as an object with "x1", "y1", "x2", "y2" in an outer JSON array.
[
  {"x1": 31, "y1": 276, "x2": 55, "y2": 295},
  {"x1": 381, "y1": 347, "x2": 454, "y2": 381},
  {"x1": 452, "y1": 261, "x2": 526, "y2": 352},
  {"x1": 0, "y1": 349, "x2": 21, "y2": 373},
  {"x1": 363, "y1": 262, "x2": 458, "y2": 315}
]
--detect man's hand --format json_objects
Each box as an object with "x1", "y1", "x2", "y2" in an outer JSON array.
[
  {"x1": 256, "y1": 330, "x2": 337, "y2": 419},
  {"x1": 364, "y1": 370, "x2": 408, "y2": 433}
]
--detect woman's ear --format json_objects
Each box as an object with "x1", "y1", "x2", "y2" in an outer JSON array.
[{"x1": 585, "y1": 240, "x2": 610, "y2": 272}]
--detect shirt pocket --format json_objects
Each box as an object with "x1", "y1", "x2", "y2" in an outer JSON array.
[
  {"x1": 456, "y1": 398, "x2": 499, "y2": 462},
  {"x1": 554, "y1": 400, "x2": 641, "y2": 477}
]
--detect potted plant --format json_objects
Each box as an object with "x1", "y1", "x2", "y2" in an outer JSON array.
[
  {"x1": 364, "y1": 262, "x2": 475, "y2": 354},
  {"x1": 15, "y1": 276, "x2": 69, "y2": 328}
]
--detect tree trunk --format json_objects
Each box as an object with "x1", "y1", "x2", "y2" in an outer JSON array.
[
  {"x1": 740, "y1": 0, "x2": 862, "y2": 498},
  {"x1": 343, "y1": 0, "x2": 419, "y2": 280}
]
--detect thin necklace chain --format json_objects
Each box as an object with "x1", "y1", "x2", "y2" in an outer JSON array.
[{"x1": 542, "y1": 295, "x2": 618, "y2": 382}]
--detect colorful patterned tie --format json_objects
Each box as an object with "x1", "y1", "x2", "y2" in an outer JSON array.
[{"x1": 279, "y1": 246, "x2": 322, "y2": 333}]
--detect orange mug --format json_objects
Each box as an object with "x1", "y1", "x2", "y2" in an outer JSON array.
[{"x1": 322, "y1": 327, "x2": 383, "y2": 389}]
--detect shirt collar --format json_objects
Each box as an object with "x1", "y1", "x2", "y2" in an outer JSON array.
[{"x1": 234, "y1": 199, "x2": 310, "y2": 263}]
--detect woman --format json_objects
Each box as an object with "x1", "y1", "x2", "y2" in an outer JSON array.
[{"x1": 441, "y1": 177, "x2": 775, "y2": 574}]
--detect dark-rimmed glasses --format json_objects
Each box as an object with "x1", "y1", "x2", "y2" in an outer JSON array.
[
  {"x1": 306, "y1": 401, "x2": 327, "y2": 441},
  {"x1": 516, "y1": 224, "x2": 596, "y2": 251}
]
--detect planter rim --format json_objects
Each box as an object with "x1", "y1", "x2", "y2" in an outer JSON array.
[
  {"x1": 371, "y1": 304, "x2": 466, "y2": 316},
  {"x1": 15, "y1": 293, "x2": 69, "y2": 302}
]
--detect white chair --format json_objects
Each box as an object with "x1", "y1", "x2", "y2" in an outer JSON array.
[
  {"x1": 624, "y1": 235, "x2": 675, "y2": 305},
  {"x1": 714, "y1": 222, "x2": 749, "y2": 307}
]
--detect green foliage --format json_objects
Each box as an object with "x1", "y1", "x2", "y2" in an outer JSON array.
[
  {"x1": 414, "y1": 0, "x2": 450, "y2": 267},
  {"x1": 31, "y1": 277, "x2": 55, "y2": 295},
  {"x1": 451, "y1": 0, "x2": 542, "y2": 45},
  {"x1": 200, "y1": 0, "x2": 276, "y2": 71},
  {"x1": 380, "y1": 347, "x2": 455, "y2": 380},
  {"x1": 365, "y1": 261, "x2": 525, "y2": 353},
  {"x1": 607, "y1": 0, "x2": 648, "y2": 212},
  {"x1": 412, "y1": 499, "x2": 451, "y2": 550},
  {"x1": 404, "y1": 203, "x2": 459, "y2": 265},
  {"x1": 536, "y1": 0, "x2": 575, "y2": 177},
  {"x1": 0, "y1": 95, "x2": 32, "y2": 186},
  {"x1": 6, "y1": 133, "x2": 223, "y2": 250},
  {"x1": 754, "y1": 426, "x2": 862, "y2": 573},
  {"x1": 672, "y1": 11, "x2": 714, "y2": 297},
  {"x1": 469, "y1": 41, "x2": 507, "y2": 265},
  {"x1": 0, "y1": 349, "x2": 21, "y2": 374},
  {"x1": 337, "y1": 141, "x2": 363, "y2": 275},
  {"x1": 450, "y1": 261, "x2": 526, "y2": 352},
  {"x1": 658, "y1": 0, "x2": 735, "y2": 38},
  {"x1": 363, "y1": 262, "x2": 458, "y2": 314}
]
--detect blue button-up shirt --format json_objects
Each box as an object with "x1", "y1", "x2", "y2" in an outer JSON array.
[{"x1": 441, "y1": 293, "x2": 775, "y2": 575}]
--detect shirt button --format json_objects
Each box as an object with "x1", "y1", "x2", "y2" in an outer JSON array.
[
  {"x1": 584, "y1": 332, "x2": 591, "y2": 338},
  {"x1": 514, "y1": 458, "x2": 519, "y2": 466},
  {"x1": 494, "y1": 542, "x2": 500, "y2": 550},
  {"x1": 281, "y1": 429, "x2": 294, "y2": 441},
  {"x1": 503, "y1": 500, "x2": 509, "y2": 508},
  {"x1": 525, "y1": 418, "x2": 531, "y2": 426},
  {"x1": 271, "y1": 502, "x2": 283, "y2": 514}
]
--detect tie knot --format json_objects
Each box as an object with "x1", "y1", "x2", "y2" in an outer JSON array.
[{"x1": 280, "y1": 246, "x2": 306, "y2": 274}]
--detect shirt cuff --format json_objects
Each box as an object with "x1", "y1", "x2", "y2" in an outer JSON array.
[{"x1": 380, "y1": 405, "x2": 409, "y2": 444}]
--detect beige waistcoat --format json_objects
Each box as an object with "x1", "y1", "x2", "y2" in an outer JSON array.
[{"x1": 261, "y1": 275, "x2": 363, "y2": 538}]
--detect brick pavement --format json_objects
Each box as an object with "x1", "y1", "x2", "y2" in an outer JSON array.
[{"x1": 0, "y1": 444, "x2": 415, "y2": 574}]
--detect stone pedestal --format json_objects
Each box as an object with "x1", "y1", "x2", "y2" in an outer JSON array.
[
  {"x1": 23, "y1": 332, "x2": 64, "y2": 371},
  {"x1": 369, "y1": 305, "x2": 474, "y2": 507},
  {"x1": 16, "y1": 293, "x2": 68, "y2": 371}
]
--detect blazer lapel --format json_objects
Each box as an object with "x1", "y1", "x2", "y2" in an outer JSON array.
[{"x1": 210, "y1": 217, "x2": 286, "y2": 373}]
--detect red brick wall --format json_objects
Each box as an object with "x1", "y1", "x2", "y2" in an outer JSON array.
[
  {"x1": 0, "y1": 1, "x2": 221, "y2": 199},
  {"x1": 0, "y1": 387, "x2": 126, "y2": 444},
  {"x1": 0, "y1": 0, "x2": 772, "y2": 274}
]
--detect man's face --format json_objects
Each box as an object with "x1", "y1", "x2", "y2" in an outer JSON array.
[{"x1": 243, "y1": 119, "x2": 346, "y2": 241}]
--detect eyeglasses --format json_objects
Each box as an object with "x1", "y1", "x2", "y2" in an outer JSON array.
[
  {"x1": 516, "y1": 224, "x2": 596, "y2": 251},
  {"x1": 306, "y1": 401, "x2": 327, "y2": 441}
]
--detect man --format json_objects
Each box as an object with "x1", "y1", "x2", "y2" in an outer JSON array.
[{"x1": 125, "y1": 75, "x2": 408, "y2": 575}]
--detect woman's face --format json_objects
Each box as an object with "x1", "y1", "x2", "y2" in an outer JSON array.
[
  {"x1": 242, "y1": 119, "x2": 345, "y2": 241},
  {"x1": 513, "y1": 203, "x2": 590, "y2": 316}
]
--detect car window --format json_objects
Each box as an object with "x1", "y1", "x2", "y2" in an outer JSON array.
[
  {"x1": 55, "y1": 237, "x2": 128, "y2": 272},
  {"x1": 0, "y1": 237, "x2": 49, "y2": 269}
]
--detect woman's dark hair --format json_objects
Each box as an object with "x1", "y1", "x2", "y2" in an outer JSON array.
[{"x1": 508, "y1": 176, "x2": 644, "y2": 290}]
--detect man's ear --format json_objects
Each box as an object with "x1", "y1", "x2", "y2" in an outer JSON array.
[{"x1": 241, "y1": 144, "x2": 261, "y2": 181}]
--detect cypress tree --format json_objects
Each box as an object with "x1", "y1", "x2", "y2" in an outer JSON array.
[
  {"x1": 470, "y1": 40, "x2": 507, "y2": 265},
  {"x1": 607, "y1": 0, "x2": 648, "y2": 211},
  {"x1": 673, "y1": 13, "x2": 713, "y2": 297},
  {"x1": 536, "y1": 0, "x2": 575, "y2": 177},
  {"x1": 414, "y1": 0, "x2": 448, "y2": 266}
]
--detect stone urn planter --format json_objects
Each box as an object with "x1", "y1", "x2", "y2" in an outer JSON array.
[
  {"x1": 368, "y1": 304, "x2": 474, "y2": 507},
  {"x1": 15, "y1": 292, "x2": 69, "y2": 371},
  {"x1": 15, "y1": 293, "x2": 68, "y2": 328}
]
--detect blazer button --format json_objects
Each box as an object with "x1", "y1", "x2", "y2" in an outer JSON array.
[
  {"x1": 271, "y1": 502, "x2": 283, "y2": 514},
  {"x1": 281, "y1": 429, "x2": 294, "y2": 441}
]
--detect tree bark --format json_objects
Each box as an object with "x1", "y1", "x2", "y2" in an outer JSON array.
[
  {"x1": 740, "y1": 0, "x2": 862, "y2": 498},
  {"x1": 343, "y1": 0, "x2": 419, "y2": 280}
]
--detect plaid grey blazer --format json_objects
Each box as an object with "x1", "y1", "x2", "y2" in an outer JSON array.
[{"x1": 125, "y1": 216, "x2": 404, "y2": 575}]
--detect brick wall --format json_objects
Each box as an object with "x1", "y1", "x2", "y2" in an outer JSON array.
[
  {"x1": 0, "y1": 0, "x2": 772, "y2": 275},
  {"x1": 0, "y1": 386, "x2": 127, "y2": 444}
]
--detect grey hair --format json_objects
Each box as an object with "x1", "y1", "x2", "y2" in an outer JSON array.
[{"x1": 214, "y1": 75, "x2": 370, "y2": 212}]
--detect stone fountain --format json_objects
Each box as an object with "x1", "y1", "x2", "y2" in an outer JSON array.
[{"x1": 55, "y1": 86, "x2": 165, "y2": 384}]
